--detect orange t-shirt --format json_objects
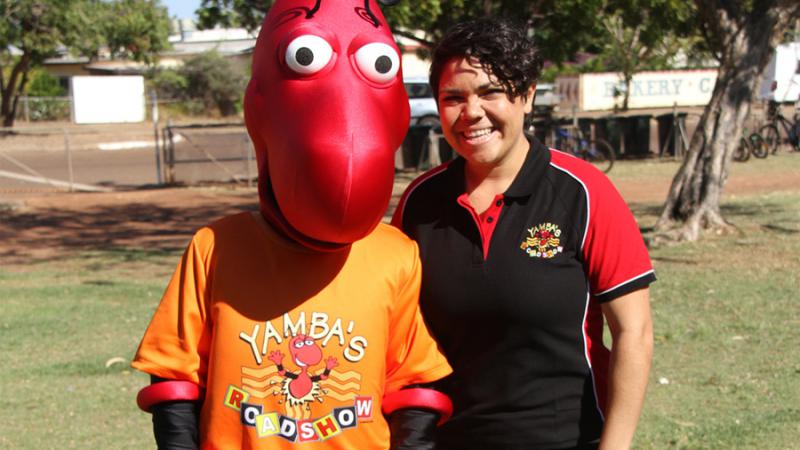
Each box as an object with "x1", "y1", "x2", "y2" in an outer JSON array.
[{"x1": 133, "y1": 212, "x2": 451, "y2": 449}]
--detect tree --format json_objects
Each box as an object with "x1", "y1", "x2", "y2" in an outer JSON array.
[
  {"x1": 151, "y1": 51, "x2": 248, "y2": 117},
  {"x1": 104, "y1": 0, "x2": 172, "y2": 64},
  {"x1": 653, "y1": 1, "x2": 800, "y2": 242},
  {"x1": 177, "y1": 50, "x2": 247, "y2": 116},
  {"x1": 598, "y1": 0, "x2": 692, "y2": 111},
  {"x1": 197, "y1": 0, "x2": 442, "y2": 38},
  {"x1": 0, "y1": 0, "x2": 170, "y2": 128},
  {"x1": 196, "y1": 0, "x2": 605, "y2": 66}
]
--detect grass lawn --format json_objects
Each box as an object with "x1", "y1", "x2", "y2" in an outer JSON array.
[
  {"x1": 633, "y1": 191, "x2": 800, "y2": 449},
  {"x1": 1, "y1": 156, "x2": 798, "y2": 449},
  {"x1": 0, "y1": 250, "x2": 179, "y2": 449}
]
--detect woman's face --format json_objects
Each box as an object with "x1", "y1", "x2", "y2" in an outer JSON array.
[{"x1": 437, "y1": 57, "x2": 534, "y2": 170}]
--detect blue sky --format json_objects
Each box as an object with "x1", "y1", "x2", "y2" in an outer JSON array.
[{"x1": 162, "y1": 0, "x2": 202, "y2": 19}]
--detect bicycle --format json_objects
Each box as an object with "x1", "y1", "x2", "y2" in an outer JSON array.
[
  {"x1": 733, "y1": 128, "x2": 768, "y2": 162},
  {"x1": 553, "y1": 125, "x2": 615, "y2": 173},
  {"x1": 758, "y1": 101, "x2": 800, "y2": 154}
]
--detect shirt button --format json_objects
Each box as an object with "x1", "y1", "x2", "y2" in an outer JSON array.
[
  {"x1": 487, "y1": 216, "x2": 494, "y2": 223},
  {"x1": 495, "y1": 199, "x2": 503, "y2": 207}
]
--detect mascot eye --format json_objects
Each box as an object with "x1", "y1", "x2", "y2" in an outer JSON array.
[
  {"x1": 285, "y1": 35, "x2": 334, "y2": 75},
  {"x1": 304, "y1": 339, "x2": 314, "y2": 346},
  {"x1": 354, "y1": 42, "x2": 400, "y2": 84},
  {"x1": 294, "y1": 341, "x2": 305, "y2": 348}
]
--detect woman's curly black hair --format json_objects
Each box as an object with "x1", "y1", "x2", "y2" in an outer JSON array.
[{"x1": 429, "y1": 17, "x2": 543, "y2": 101}]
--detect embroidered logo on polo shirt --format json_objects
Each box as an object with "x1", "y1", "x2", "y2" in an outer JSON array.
[{"x1": 520, "y1": 222, "x2": 564, "y2": 258}]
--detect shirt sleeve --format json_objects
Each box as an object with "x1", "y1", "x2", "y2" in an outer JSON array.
[
  {"x1": 131, "y1": 229, "x2": 214, "y2": 386},
  {"x1": 582, "y1": 174, "x2": 655, "y2": 302},
  {"x1": 384, "y1": 240, "x2": 452, "y2": 394}
]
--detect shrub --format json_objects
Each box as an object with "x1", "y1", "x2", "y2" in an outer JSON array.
[{"x1": 179, "y1": 51, "x2": 247, "y2": 117}]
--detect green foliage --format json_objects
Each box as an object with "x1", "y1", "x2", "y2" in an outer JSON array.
[
  {"x1": 178, "y1": 50, "x2": 247, "y2": 116},
  {"x1": 0, "y1": 0, "x2": 171, "y2": 126},
  {"x1": 0, "y1": 0, "x2": 73, "y2": 62},
  {"x1": 149, "y1": 68, "x2": 204, "y2": 117},
  {"x1": 197, "y1": 0, "x2": 273, "y2": 31},
  {"x1": 591, "y1": 0, "x2": 697, "y2": 109},
  {"x1": 192, "y1": 0, "x2": 628, "y2": 69},
  {"x1": 23, "y1": 70, "x2": 69, "y2": 120},
  {"x1": 151, "y1": 68, "x2": 188, "y2": 99},
  {"x1": 26, "y1": 70, "x2": 65, "y2": 97},
  {"x1": 104, "y1": 0, "x2": 171, "y2": 63}
]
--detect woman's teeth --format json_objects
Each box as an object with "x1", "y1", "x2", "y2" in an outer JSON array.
[
  {"x1": 465, "y1": 129, "x2": 492, "y2": 138},
  {"x1": 463, "y1": 128, "x2": 494, "y2": 143}
]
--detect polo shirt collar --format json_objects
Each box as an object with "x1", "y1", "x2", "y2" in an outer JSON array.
[
  {"x1": 503, "y1": 135, "x2": 550, "y2": 199},
  {"x1": 444, "y1": 135, "x2": 550, "y2": 199}
]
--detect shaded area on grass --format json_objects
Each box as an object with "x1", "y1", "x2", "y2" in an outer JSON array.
[
  {"x1": 0, "y1": 187, "x2": 258, "y2": 265},
  {"x1": 631, "y1": 194, "x2": 800, "y2": 246}
]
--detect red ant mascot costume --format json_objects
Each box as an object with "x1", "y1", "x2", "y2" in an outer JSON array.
[{"x1": 132, "y1": 1, "x2": 452, "y2": 448}]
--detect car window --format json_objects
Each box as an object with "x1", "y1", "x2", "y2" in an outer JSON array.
[{"x1": 405, "y1": 83, "x2": 433, "y2": 99}]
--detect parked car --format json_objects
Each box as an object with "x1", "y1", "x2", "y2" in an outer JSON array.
[
  {"x1": 533, "y1": 83, "x2": 560, "y2": 114},
  {"x1": 404, "y1": 76, "x2": 440, "y2": 128}
]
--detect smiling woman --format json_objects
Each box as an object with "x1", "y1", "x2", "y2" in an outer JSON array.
[{"x1": 392, "y1": 16, "x2": 656, "y2": 450}]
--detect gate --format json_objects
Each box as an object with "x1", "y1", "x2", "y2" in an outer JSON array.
[{"x1": 162, "y1": 122, "x2": 255, "y2": 186}]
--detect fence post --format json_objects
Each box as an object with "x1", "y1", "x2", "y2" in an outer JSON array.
[
  {"x1": 161, "y1": 125, "x2": 169, "y2": 183},
  {"x1": 63, "y1": 128, "x2": 74, "y2": 192},
  {"x1": 23, "y1": 95, "x2": 30, "y2": 122},
  {"x1": 165, "y1": 119, "x2": 175, "y2": 184},
  {"x1": 571, "y1": 105, "x2": 578, "y2": 129},
  {"x1": 151, "y1": 91, "x2": 163, "y2": 185}
]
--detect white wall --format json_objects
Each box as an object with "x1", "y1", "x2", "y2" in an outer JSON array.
[
  {"x1": 759, "y1": 42, "x2": 800, "y2": 102},
  {"x1": 580, "y1": 70, "x2": 718, "y2": 111},
  {"x1": 401, "y1": 52, "x2": 430, "y2": 79},
  {"x1": 71, "y1": 76, "x2": 146, "y2": 124}
]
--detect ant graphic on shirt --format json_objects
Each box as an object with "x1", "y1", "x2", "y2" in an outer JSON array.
[{"x1": 268, "y1": 334, "x2": 339, "y2": 407}]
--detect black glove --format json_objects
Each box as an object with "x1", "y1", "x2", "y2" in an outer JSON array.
[
  {"x1": 388, "y1": 407, "x2": 440, "y2": 450},
  {"x1": 150, "y1": 376, "x2": 200, "y2": 450}
]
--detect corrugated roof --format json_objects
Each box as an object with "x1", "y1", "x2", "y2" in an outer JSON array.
[{"x1": 162, "y1": 39, "x2": 256, "y2": 57}]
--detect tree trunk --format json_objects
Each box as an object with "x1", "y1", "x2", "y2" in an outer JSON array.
[
  {"x1": 652, "y1": 3, "x2": 798, "y2": 243},
  {"x1": 1, "y1": 55, "x2": 32, "y2": 128},
  {"x1": 621, "y1": 72, "x2": 632, "y2": 111},
  {"x1": 9, "y1": 71, "x2": 31, "y2": 126}
]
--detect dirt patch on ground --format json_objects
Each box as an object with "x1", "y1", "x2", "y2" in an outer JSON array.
[
  {"x1": 1, "y1": 163, "x2": 797, "y2": 266},
  {"x1": 0, "y1": 186, "x2": 258, "y2": 265},
  {"x1": 612, "y1": 169, "x2": 799, "y2": 204}
]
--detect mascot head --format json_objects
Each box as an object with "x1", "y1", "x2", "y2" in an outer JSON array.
[{"x1": 244, "y1": 0, "x2": 409, "y2": 250}]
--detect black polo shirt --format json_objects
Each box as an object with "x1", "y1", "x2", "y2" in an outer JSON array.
[{"x1": 392, "y1": 137, "x2": 655, "y2": 449}]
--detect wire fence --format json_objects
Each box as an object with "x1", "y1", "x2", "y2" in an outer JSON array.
[
  {"x1": 11, "y1": 96, "x2": 227, "y2": 123},
  {"x1": 0, "y1": 120, "x2": 443, "y2": 194},
  {"x1": 0, "y1": 121, "x2": 253, "y2": 193},
  {"x1": 162, "y1": 122, "x2": 254, "y2": 186},
  {"x1": 0, "y1": 123, "x2": 161, "y2": 193}
]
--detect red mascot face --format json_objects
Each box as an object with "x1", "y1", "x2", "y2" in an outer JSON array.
[{"x1": 245, "y1": 0, "x2": 410, "y2": 248}]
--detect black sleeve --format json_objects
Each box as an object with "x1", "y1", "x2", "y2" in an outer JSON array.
[
  {"x1": 386, "y1": 382, "x2": 448, "y2": 450},
  {"x1": 149, "y1": 376, "x2": 200, "y2": 450},
  {"x1": 388, "y1": 408, "x2": 439, "y2": 450}
]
